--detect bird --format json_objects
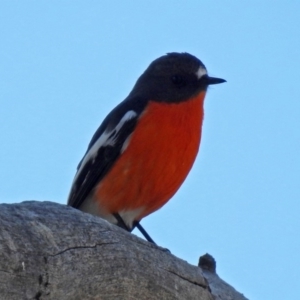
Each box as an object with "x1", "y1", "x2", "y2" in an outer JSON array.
[{"x1": 67, "y1": 52, "x2": 225, "y2": 243}]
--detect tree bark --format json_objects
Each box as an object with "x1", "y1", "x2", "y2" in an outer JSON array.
[{"x1": 0, "y1": 201, "x2": 248, "y2": 300}]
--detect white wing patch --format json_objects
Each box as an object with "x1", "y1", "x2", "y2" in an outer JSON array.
[
  {"x1": 76, "y1": 110, "x2": 137, "y2": 178},
  {"x1": 196, "y1": 66, "x2": 207, "y2": 79},
  {"x1": 121, "y1": 133, "x2": 133, "y2": 153}
]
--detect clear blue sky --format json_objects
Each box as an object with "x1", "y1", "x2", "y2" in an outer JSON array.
[{"x1": 1, "y1": 2, "x2": 299, "y2": 299}]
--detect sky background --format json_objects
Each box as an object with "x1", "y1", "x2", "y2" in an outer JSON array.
[{"x1": 1, "y1": 2, "x2": 299, "y2": 299}]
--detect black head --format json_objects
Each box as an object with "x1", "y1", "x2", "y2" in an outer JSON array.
[{"x1": 129, "y1": 52, "x2": 225, "y2": 103}]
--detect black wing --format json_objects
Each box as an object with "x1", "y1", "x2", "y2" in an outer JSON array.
[{"x1": 67, "y1": 97, "x2": 147, "y2": 209}]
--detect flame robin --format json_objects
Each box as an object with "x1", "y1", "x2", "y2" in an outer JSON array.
[{"x1": 68, "y1": 52, "x2": 225, "y2": 243}]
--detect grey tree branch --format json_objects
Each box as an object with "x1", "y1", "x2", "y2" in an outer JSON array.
[{"x1": 0, "y1": 201, "x2": 248, "y2": 300}]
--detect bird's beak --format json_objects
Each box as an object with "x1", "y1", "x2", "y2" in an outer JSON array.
[{"x1": 206, "y1": 76, "x2": 226, "y2": 85}]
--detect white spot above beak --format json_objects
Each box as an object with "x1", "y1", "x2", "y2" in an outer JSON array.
[{"x1": 196, "y1": 66, "x2": 207, "y2": 79}]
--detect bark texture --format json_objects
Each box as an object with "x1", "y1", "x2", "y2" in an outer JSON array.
[{"x1": 0, "y1": 201, "x2": 248, "y2": 300}]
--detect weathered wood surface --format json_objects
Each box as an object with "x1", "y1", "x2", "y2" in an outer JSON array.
[
  {"x1": 199, "y1": 254, "x2": 248, "y2": 300},
  {"x1": 0, "y1": 201, "x2": 248, "y2": 300}
]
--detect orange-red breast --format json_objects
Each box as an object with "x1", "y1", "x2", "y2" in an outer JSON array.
[{"x1": 67, "y1": 52, "x2": 225, "y2": 241}]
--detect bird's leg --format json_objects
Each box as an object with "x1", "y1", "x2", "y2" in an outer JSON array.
[
  {"x1": 134, "y1": 221, "x2": 171, "y2": 253},
  {"x1": 134, "y1": 222, "x2": 156, "y2": 244},
  {"x1": 113, "y1": 213, "x2": 130, "y2": 231},
  {"x1": 113, "y1": 213, "x2": 156, "y2": 244}
]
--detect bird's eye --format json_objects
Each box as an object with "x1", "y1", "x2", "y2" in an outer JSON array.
[{"x1": 171, "y1": 75, "x2": 186, "y2": 87}]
